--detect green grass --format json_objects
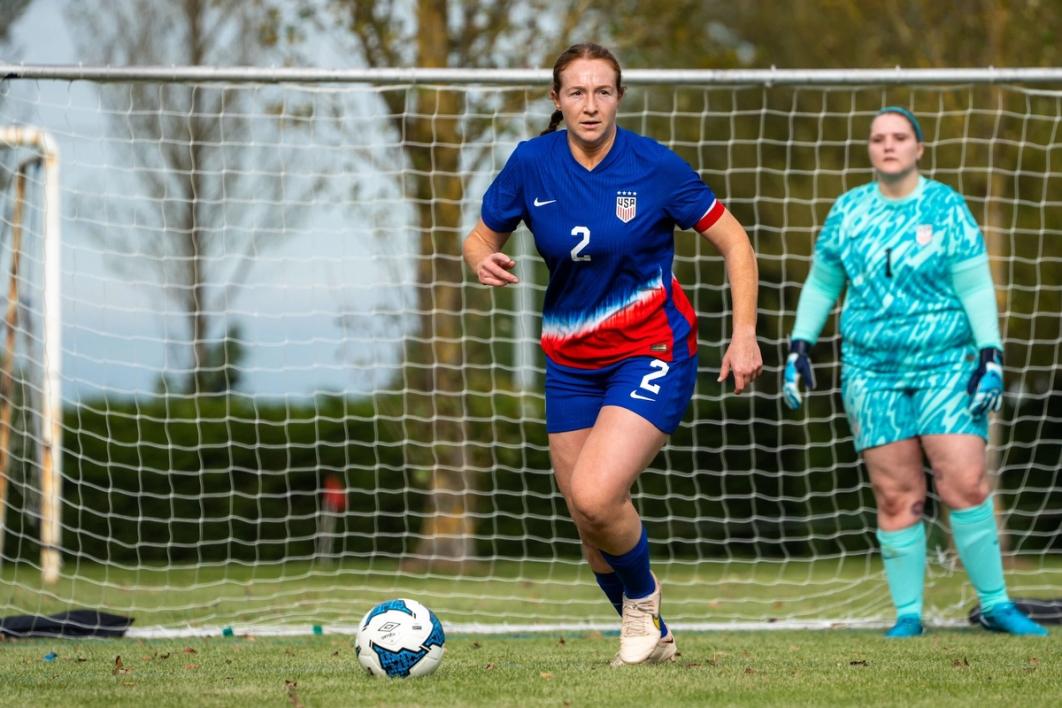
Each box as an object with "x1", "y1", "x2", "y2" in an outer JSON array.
[
  {"x1": 3, "y1": 559, "x2": 1060, "y2": 704},
  {"x1": 3, "y1": 629, "x2": 1060, "y2": 707}
]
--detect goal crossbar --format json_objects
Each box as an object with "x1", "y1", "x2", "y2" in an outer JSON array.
[{"x1": 4, "y1": 64, "x2": 1062, "y2": 85}]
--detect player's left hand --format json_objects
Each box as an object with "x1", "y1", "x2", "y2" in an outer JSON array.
[
  {"x1": 782, "y1": 339, "x2": 815, "y2": 410},
  {"x1": 719, "y1": 327, "x2": 763, "y2": 394},
  {"x1": 966, "y1": 347, "x2": 1004, "y2": 416}
]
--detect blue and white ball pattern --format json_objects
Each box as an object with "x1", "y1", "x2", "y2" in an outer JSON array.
[{"x1": 355, "y1": 598, "x2": 446, "y2": 678}]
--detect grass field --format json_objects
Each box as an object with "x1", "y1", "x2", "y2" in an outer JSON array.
[
  {"x1": 3, "y1": 560, "x2": 1060, "y2": 705},
  {"x1": 3, "y1": 627, "x2": 1060, "y2": 707}
]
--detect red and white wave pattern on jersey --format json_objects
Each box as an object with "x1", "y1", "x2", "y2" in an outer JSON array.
[
  {"x1": 541, "y1": 273, "x2": 697, "y2": 369},
  {"x1": 540, "y1": 201, "x2": 722, "y2": 369}
]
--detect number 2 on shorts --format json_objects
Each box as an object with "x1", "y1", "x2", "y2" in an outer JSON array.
[{"x1": 638, "y1": 359, "x2": 669, "y2": 395}]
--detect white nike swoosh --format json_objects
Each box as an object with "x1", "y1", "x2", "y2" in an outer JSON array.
[
  {"x1": 533, "y1": 198, "x2": 557, "y2": 207},
  {"x1": 629, "y1": 391, "x2": 655, "y2": 401}
]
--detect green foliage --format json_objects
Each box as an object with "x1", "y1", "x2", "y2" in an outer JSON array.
[
  {"x1": 1, "y1": 395, "x2": 404, "y2": 564},
  {"x1": 0, "y1": 380, "x2": 1054, "y2": 565},
  {"x1": 605, "y1": 1, "x2": 1062, "y2": 385}
]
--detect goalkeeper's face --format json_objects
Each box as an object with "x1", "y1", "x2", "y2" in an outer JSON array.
[
  {"x1": 868, "y1": 112, "x2": 923, "y2": 179},
  {"x1": 551, "y1": 58, "x2": 624, "y2": 151}
]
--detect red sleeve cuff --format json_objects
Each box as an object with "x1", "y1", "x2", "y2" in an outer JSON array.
[{"x1": 693, "y1": 199, "x2": 726, "y2": 232}]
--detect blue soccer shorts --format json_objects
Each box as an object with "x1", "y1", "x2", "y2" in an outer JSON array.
[
  {"x1": 544, "y1": 355, "x2": 698, "y2": 434},
  {"x1": 840, "y1": 364, "x2": 989, "y2": 452}
]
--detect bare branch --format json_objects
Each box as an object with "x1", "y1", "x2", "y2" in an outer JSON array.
[{"x1": 350, "y1": 0, "x2": 403, "y2": 68}]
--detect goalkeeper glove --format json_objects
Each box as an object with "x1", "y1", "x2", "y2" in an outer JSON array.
[
  {"x1": 967, "y1": 347, "x2": 1004, "y2": 417},
  {"x1": 783, "y1": 339, "x2": 815, "y2": 410}
]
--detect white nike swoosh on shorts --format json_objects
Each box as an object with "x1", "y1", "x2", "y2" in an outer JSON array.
[
  {"x1": 533, "y1": 198, "x2": 557, "y2": 207},
  {"x1": 629, "y1": 391, "x2": 655, "y2": 401}
]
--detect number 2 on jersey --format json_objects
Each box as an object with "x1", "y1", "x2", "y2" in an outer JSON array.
[{"x1": 570, "y1": 226, "x2": 591, "y2": 262}]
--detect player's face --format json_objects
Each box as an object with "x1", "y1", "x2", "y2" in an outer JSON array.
[
  {"x1": 868, "y1": 113, "x2": 923, "y2": 178},
  {"x1": 552, "y1": 58, "x2": 622, "y2": 150}
]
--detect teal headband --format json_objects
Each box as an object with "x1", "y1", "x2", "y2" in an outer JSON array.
[{"x1": 877, "y1": 106, "x2": 923, "y2": 142}]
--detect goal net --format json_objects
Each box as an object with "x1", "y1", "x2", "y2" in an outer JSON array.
[{"x1": 0, "y1": 68, "x2": 1059, "y2": 635}]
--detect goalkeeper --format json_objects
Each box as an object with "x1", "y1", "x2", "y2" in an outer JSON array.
[{"x1": 783, "y1": 107, "x2": 1046, "y2": 638}]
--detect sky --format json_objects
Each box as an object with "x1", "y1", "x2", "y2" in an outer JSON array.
[{"x1": 2, "y1": 0, "x2": 503, "y2": 402}]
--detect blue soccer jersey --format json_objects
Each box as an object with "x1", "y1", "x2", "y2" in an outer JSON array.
[
  {"x1": 815, "y1": 176, "x2": 986, "y2": 372},
  {"x1": 481, "y1": 127, "x2": 724, "y2": 369}
]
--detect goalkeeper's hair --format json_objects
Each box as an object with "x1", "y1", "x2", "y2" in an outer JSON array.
[{"x1": 541, "y1": 43, "x2": 625, "y2": 136}]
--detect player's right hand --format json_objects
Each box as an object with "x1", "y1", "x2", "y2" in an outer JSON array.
[
  {"x1": 475, "y1": 252, "x2": 519, "y2": 287},
  {"x1": 782, "y1": 339, "x2": 815, "y2": 410}
]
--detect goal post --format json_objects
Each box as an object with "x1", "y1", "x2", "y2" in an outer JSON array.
[
  {"x1": 0, "y1": 125, "x2": 62, "y2": 585},
  {"x1": 0, "y1": 66, "x2": 1059, "y2": 635}
]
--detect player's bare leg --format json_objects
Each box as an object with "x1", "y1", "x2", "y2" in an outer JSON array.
[
  {"x1": 550, "y1": 406, "x2": 674, "y2": 663},
  {"x1": 864, "y1": 439, "x2": 926, "y2": 532},
  {"x1": 921, "y1": 434, "x2": 988, "y2": 508}
]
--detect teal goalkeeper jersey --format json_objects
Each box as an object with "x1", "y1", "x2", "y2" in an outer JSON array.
[{"x1": 815, "y1": 176, "x2": 986, "y2": 373}]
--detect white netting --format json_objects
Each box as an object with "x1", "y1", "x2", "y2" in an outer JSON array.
[{"x1": 0, "y1": 70, "x2": 1059, "y2": 635}]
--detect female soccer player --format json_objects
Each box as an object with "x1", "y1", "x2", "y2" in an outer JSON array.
[
  {"x1": 784, "y1": 107, "x2": 1046, "y2": 638},
  {"x1": 464, "y1": 43, "x2": 762, "y2": 664}
]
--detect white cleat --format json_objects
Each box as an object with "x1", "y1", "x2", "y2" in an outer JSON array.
[
  {"x1": 618, "y1": 573, "x2": 664, "y2": 665},
  {"x1": 610, "y1": 631, "x2": 676, "y2": 668}
]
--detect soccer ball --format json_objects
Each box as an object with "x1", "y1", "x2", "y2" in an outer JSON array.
[{"x1": 355, "y1": 598, "x2": 446, "y2": 678}]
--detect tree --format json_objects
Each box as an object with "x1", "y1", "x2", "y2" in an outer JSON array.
[
  {"x1": 64, "y1": 0, "x2": 304, "y2": 394},
  {"x1": 0, "y1": 0, "x2": 35, "y2": 187},
  {"x1": 282, "y1": 0, "x2": 597, "y2": 567},
  {"x1": 597, "y1": 0, "x2": 1062, "y2": 541},
  {"x1": 596, "y1": 0, "x2": 1061, "y2": 374},
  {"x1": 677, "y1": 4, "x2": 1054, "y2": 365},
  {"x1": 0, "y1": 1, "x2": 32, "y2": 53}
]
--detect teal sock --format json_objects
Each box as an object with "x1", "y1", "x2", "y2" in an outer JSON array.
[
  {"x1": 951, "y1": 496, "x2": 1010, "y2": 612},
  {"x1": 877, "y1": 522, "x2": 926, "y2": 618}
]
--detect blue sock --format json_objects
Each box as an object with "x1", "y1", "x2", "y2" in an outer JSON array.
[
  {"x1": 594, "y1": 571, "x2": 624, "y2": 616},
  {"x1": 877, "y1": 522, "x2": 926, "y2": 618},
  {"x1": 951, "y1": 496, "x2": 1010, "y2": 612},
  {"x1": 599, "y1": 527, "x2": 655, "y2": 600}
]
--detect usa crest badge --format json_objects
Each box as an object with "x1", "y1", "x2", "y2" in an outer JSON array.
[
  {"x1": 616, "y1": 191, "x2": 637, "y2": 223},
  {"x1": 916, "y1": 225, "x2": 933, "y2": 246}
]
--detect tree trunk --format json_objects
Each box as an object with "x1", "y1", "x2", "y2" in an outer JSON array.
[{"x1": 402, "y1": 0, "x2": 477, "y2": 571}]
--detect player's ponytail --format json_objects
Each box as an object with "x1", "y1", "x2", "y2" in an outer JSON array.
[
  {"x1": 540, "y1": 110, "x2": 564, "y2": 135},
  {"x1": 542, "y1": 43, "x2": 624, "y2": 136}
]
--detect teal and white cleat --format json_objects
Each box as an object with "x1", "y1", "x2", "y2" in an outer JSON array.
[
  {"x1": 884, "y1": 615, "x2": 925, "y2": 638},
  {"x1": 610, "y1": 631, "x2": 676, "y2": 668},
  {"x1": 979, "y1": 602, "x2": 1049, "y2": 636}
]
